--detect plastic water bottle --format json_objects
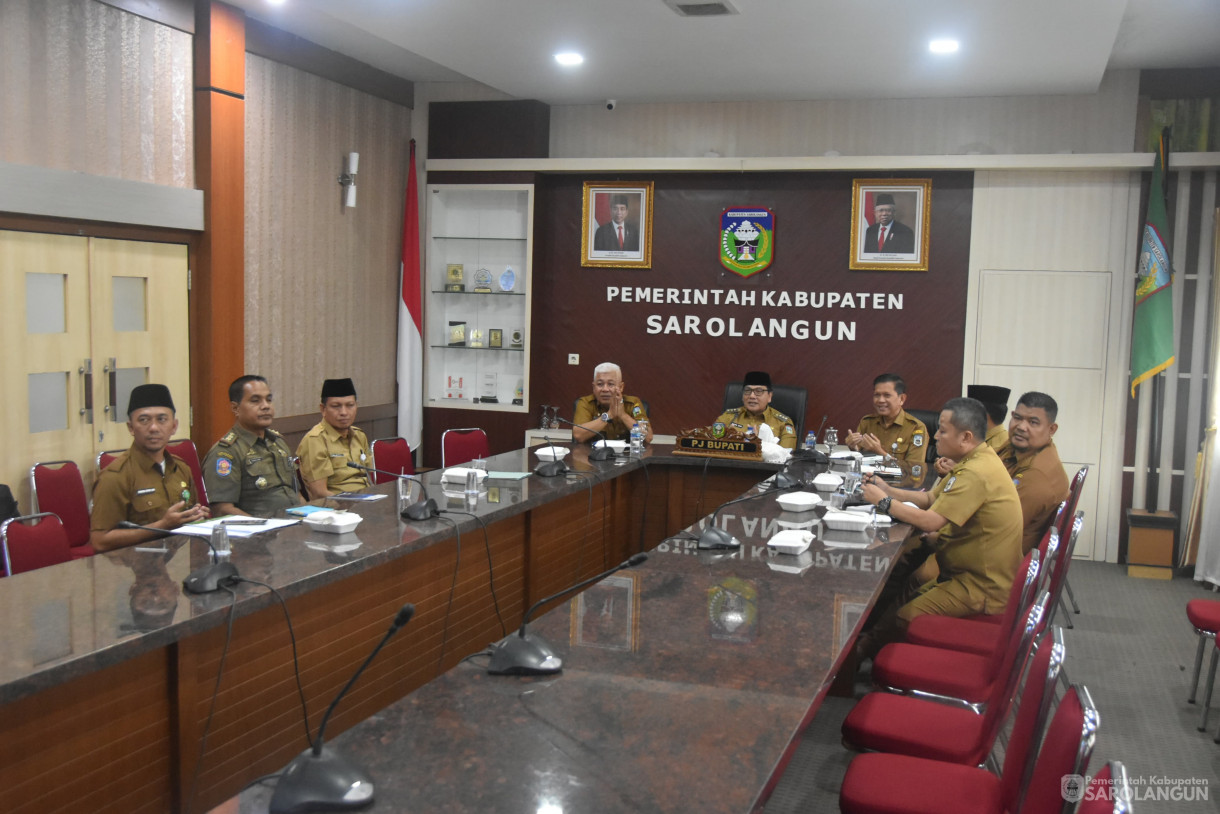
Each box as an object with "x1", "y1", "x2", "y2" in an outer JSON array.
[
  {"x1": 804, "y1": 431, "x2": 816, "y2": 450},
  {"x1": 630, "y1": 422, "x2": 643, "y2": 456}
]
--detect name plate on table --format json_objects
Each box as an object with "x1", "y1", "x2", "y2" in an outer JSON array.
[{"x1": 674, "y1": 436, "x2": 761, "y2": 460}]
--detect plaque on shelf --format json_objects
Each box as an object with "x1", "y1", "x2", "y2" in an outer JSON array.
[
  {"x1": 445, "y1": 264, "x2": 465, "y2": 292},
  {"x1": 445, "y1": 374, "x2": 465, "y2": 399},
  {"x1": 488, "y1": 329, "x2": 503, "y2": 348},
  {"x1": 513, "y1": 378, "x2": 523, "y2": 406},
  {"x1": 510, "y1": 328, "x2": 524, "y2": 349},
  {"x1": 480, "y1": 372, "x2": 499, "y2": 402},
  {"x1": 468, "y1": 328, "x2": 483, "y2": 348},
  {"x1": 473, "y1": 268, "x2": 494, "y2": 293},
  {"x1": 498, "y1": 267, "x2": 516, "y2": 292},
  {"x1": 448, "y1": 321, "x2": 466, "y2": 346}
]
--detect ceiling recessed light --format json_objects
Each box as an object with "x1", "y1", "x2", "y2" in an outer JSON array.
[
  {"x1": 929, "y1": 39, "x2": 959, "y2": 54},
  {"x1": 554, "y1": 52, "x2": 584, "y2": 67}
]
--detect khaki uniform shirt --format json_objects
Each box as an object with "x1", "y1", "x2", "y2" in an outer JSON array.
[
  {"x1": 296, "y1": 421, "x2": 371, "y2": 494},
  {"x1": 203, "y1": 424, "x2": 298, "y2": 516},
  {"x1": 984, "y1": 424, "x2": 1009, "y2": 451},
  {"x1": 573, "y1": 394, "x2": 649, "y2": 441},
  {"x1": 928, "y1": 443, "x2": 1023, "y2": 613},
  {"x1": 91, "y1": 444, "x2": 198, "y2": 547},
  {"x1": 714, "y1": 405, "x2": 797, "y2": 449},
  {"x1": 998, "y1": 440, "x2": 1071, "y2": 554},
  {"x1": 855, "y1": 410, "x2": 928, "y2": 463}
]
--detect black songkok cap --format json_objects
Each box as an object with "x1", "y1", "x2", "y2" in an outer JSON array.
[
  {"x1": 743, "y1": 371, "x2": 772, "y2": 390},
  {"x1": 127, "y1": 384, "x2": 175, "y2": 415},
  {"x1": 875, "y1": 193, "x2": 896, "y2": 206},
  {"x1": 321, "y1": 378, "x2": 357, "y2": 401},
  {"x1": 967, "y1": 384, "x2": 1011, "y2": 406}
]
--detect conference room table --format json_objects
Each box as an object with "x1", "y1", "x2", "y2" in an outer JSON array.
[{"x1": 0, "y1": 443, "x2": 913, "y2": 814}]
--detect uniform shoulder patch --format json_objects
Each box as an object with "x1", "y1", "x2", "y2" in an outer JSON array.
[
  {"x1": 784, "y1": 424, "x2": 794, "y2": 434},
  {"x1": 771, "y1": 409, "x2": 791, "y2": 422},
  {"x1": 219, "y1": 431, "x2": 237, "y2": 446},
  {"x1": 913, "y1": 434, "x2": 924, "y2": 447},
  {"x1": 943, "y1": 475, "x2": 956, "y2": 492},
  {"x1": 632, "y1": 404, "x2": 643, "y2": 418},
  {"x1": 215, "y1": 458, "x2": 233, "y2": 477}
]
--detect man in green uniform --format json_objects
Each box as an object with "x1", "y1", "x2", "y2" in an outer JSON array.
[
  {"x1": 90, "y1": 384, "x2": 210, "y2": 552},
  {"x1": 203, "y1": 375, "x2": 300, "y2": 517},
  {"x1": 572, "y1": 362, "x2": 652, "y2": 444},
  {"x1": 856, "y1": 397, "x2": 1022, "y2": 657},
  {"x1": 296, "y1": 378, "x2": 372, "y2": 498},
  {"x1": 714, "y1": 371, "x2": 797, "y2": 449},
  {"x1": 998, "y1": 391, "x2": 1070, "y2": 554},
  {"x1": 934, "y1": 384, "x2": 1009, "y2": 475},
  {"x1": 845, "y1": 373, "x2": 928, "y2": 463}
]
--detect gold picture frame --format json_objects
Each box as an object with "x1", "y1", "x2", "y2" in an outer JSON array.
[
  {"x1": 849, "y1": 178, "x2": 932, "y2": 271},
  {"x1": 581, "y1": 181, "x2": 655, "y2": 268}
]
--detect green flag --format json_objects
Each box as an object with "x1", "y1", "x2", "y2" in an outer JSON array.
[{"x1": 1130, "y1": 128, "x2": 1175, "y2": 396}]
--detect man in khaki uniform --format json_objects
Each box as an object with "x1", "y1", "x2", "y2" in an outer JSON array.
[
  {"x1": 997, "y1": 391, "x2": 1070, "y2": 554},
  {"x1": 203, "y1": 375, "x2": 300, "y2": 517},
  {"x1": 90, "y1": 384, "x2": 210, "y2": 552},
  {"x1": 934, "y1": 384, "x2": 1009, "y2": 476},
  {"x1": 714, "y1": 371, "x2": 797, "y2": 449},
  {"x1": 296, "y1": 378, "x2": 372, "y2": 498},
  {"x1": 856, "y1": 397, "x2": 1022, "y2": 658},
  {"x1": 573, "y1": 362, "x2": 653, "y2": 443},
  {"x1": 846, "y1": 373, "x2": 928, "y2": 463}
]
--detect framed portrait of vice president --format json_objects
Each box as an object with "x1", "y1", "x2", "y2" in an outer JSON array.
[
  {"x1": 849, "y1": 179, "x2": 932, "y2": 271},
  {"x1": 581, "y1": 181, "x2": 654, "y2": 268}
]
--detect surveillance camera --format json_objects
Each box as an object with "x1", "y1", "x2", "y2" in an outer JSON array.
[{"x1": 605, "y1": 99, "x2": 617, "y2": 111}]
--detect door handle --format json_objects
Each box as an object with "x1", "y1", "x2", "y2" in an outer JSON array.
[
  {"x1": 104, "y1": 357, "x2": 117, "y2": 417},
  {"x1": 79, "y1": 359, "x2": 93, "y2": 423}
]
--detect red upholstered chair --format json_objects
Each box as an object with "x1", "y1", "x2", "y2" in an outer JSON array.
[
  {"x1": 97, "y1": 448, "x2": 125, "y2": 473},
  {"x1": 1077, "y1": 762, "x2": 1132, "y2": 814},
  {"x1": 1, "y1": 513, "x2": 72, "y2": 576},
  {"x1": 904, "y1": 548, "x2": 1041, "y2": 657},
  {"x1": 843, "y1": 601, "x2": 1059, "y2": 770},
  {"x1": 840, "y1": 681, "x2": 1098, "y2": 814},
  {"x1": 166, "y1": 438, "x2": 209, "y2": 506},
  {"x1": 441, "y1": 428, "x2": 489, "y2": 468},
  {"x1": 371, "y1": 437, "x2": 415, "y2": 483},
  {"x1": 1187, "y1": 598, "x2": 1220, "y2": 731},
  {"x1": 871, "y1": 589, "x2": 1052, "y2": 713},
  {"x1": 1047, "y1": 511, "x2": 1085, "y2": 631},
  {"x1": 1057, "y1": 466, "x2": 1089, "y2": 623},
  {"x1": 30, "y1": 460, "x2": 95, "y2": 559}
]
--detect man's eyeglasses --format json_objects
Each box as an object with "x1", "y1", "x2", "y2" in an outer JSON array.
[{"x1": 742, "y1": 387, "x2": 771, "y2": 396}]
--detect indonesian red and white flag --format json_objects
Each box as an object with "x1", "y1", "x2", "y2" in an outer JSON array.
[{"x1": 397, "y1": 140, "x2": 423, "y2": 450}]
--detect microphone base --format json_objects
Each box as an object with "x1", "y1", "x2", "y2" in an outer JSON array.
[
  {"x1": 533, "y1": 460, "x2": 568, "y2": 478},
  {"x1": 697, "y1": 525, "x2": 741, "y2": 550},
  {"x1": 182, "y1": 561, "x2": 239, "y2": 594},
  {"x1": 588, "y1": 446, "x2": 615, "y2": 461},
  {"x1": 486, "y1": 630, "x2": 563, "y2": 675},
  {"x1": 769, "y1": 470, "x2": 800, "y2": 490},
  {"x1": 269, "y1": 743, "x2": 374, "y2": 814},
  {"x1": 402, "y1": 498, "x2": 439, "y2": 520}
]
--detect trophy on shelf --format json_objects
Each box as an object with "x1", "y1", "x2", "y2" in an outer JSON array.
[
  {"x1": 445, "y1": 264, "x2": 465, "y2": 292},
  {"x1": 469, "y1": 328, "x2": 483, "y2": 348},
  {"x1": 510, "y1": 328, "x2": 524, "y2": 349},
  {"x1": 473, "y1": 268, "x2": 494, "y2": 293},
  {"x1": 448, "y1": 321, "x2": 466, "y2": 346},
  {"x1": 498, "y1": 266, "x2": 516, "y2": 292},
  {"x1": 489, "y1": 329, "x2": 503, "y2": 348}
]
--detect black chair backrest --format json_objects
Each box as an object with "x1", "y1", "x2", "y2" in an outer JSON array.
[
  {"x1": 904, "y1": 408, "x2": 940, "y2": 461},
  {"x1": 572, "y1": 399, "x2": 651, "y2": 422},
  {"x1": 721, "y1": 382, "x2": 808, "y2": 441}
]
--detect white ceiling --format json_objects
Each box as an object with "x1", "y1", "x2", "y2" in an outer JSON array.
[{"x1": 231, "y1": 0, "x2": 1220, "y2": 105}]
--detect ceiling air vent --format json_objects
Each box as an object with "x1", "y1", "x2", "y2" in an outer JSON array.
[{"x1": 664, "y1": 0, "x2": 739, "y2": 17}]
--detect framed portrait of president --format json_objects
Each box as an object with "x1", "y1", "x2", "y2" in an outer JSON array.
[
  {"x1": 581, "y1": 181, "x2": 654, "y2": 268},
  {"x1": 849, "y1": 178, "x2": 932, "y2": 271}
]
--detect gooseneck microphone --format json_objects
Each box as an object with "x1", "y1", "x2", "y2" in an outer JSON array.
[
  {"x1": 346, "y1": 462, "x2": 438, "y2": 519},
  {"x1": 697, "y1": 483, "x2": 799, "y2": 550},
  {"x1": 117, "y1": 520, "x2": 240, "y2": 593},
  {"x1": 553, "y1": 415, "x2": 615, "y2": 461},
  {"x1": 790, "y1": 414, "x2": 831, "y2": 465},
  {"x1": 487, "y1": 553, "x2": 648, "y2": 676},
  {"x1": 270, "y1": 603, "x2": 416, "y2": 814},
  {"x1": 532, "y1": 434, "x2": 570, "y2": 478}
]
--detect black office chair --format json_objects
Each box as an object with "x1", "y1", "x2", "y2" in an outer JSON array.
[
  {"x1": 904, "y1": 408, "x2": 940, "y2": 462},
  {"x1": 721, "y1": 382, "x2": 808, "y2": 442}
]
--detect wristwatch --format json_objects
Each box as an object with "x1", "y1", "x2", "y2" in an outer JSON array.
[
  {"x1": 599, "y1": 412, "x2": 610, "y2": 423},
  {"x1": 876, "y1": 496, "x2": 893, "y2": 515}
]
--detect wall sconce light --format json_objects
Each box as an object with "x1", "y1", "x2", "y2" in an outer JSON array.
[{"x1": 339, "y1": 152, "x2": 359, "y2": 208}]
